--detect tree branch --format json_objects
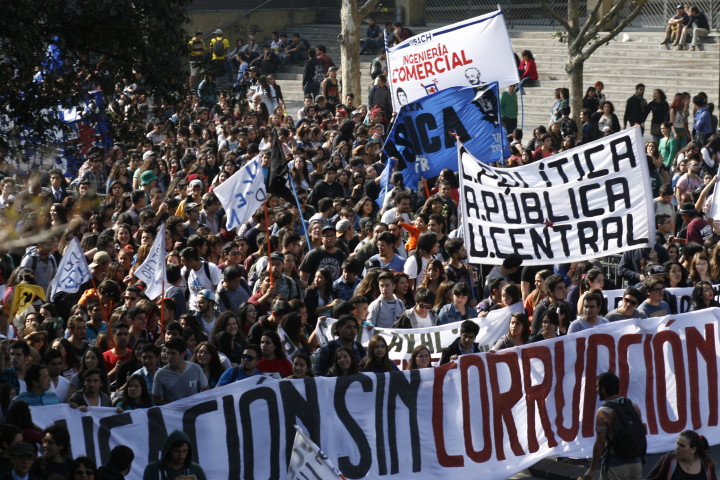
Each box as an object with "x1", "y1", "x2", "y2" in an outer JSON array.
[
  {"x1": 572, "y1": 0, "x2": 606, "y2": 51},
  {"x1": 0, "y1": 219, "x2": 82, "y2": 250},
  {"x1": 359, "y1": 0, "x2": 381, "y2": 17},
  {"x1": 540, "y1": 0, "x2": 573, "y2": 33},
  {"x1": 581, "y1": 0, "x2": 626, "y2": 45},
  {"x1": 581, "y1": 0, "x2": 647, "y2": 61}
]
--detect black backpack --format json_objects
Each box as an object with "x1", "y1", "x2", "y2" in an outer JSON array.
[
  {"x1": 213, "y1": 38, "x2": 226, "y2": 57},
  {"x1": 605, "y1": 397, "x2": 647, "y2": 459}
]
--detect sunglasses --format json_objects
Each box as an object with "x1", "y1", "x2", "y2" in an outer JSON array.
[
  {"x1": 124, "y1": 296, "x2": 138, "y2": 301},
  {"x1": 242, "y1": 354, "x2": 257, "y2": 362},
  {"x1": 418, "y1": 303, "x2": 433, "y2": 310},
  {"x1": 623, "y1": 297, "x2": 637, "y2": 306}
]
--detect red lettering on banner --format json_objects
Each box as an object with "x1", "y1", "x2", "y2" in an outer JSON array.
[
  {"x1": 460, "y1": 355, "x2": 492, "y2": 463},
  {"x1": 487, "y1": 352, "x2": 525, "y2": 460},
  {"x1": 617, "y1": 334, "x2": 642, "y2": 395},
  {"x1": 685, "y1": 324, "x2": 718, "y2": 428},
  {"x1": 643, "y1": 334, "x2": 658, "y2": 434},
  {"x1": 432, "y1": 361, "x2": 464, "y2": 467},
  {"x1": 652, "y1": 330, "x2": 686, "y2": 433},
  {"x1": 554, "y1": 338, "x2": 585, "y2": 441},
  {"x1": 521, "y1": 346, "x2": 558, "y2": 452},
  {"x1": 582, "y1": 334, "x2": 616, "y2": 438}
]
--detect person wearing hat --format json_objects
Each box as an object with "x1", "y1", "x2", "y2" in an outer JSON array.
[
  {"x1": 240, "y1": 34, "x2": 261, "y2": 62},
  {"x1": 187, "y1": 31, "x2": 207, "y2": 89},
  {"x1": 661, "y1": 4, "x2": 690, "y2": 45},
  {"x1": 216, "y1": 266, "x2": 251, "y2": 313},
  {"x1": 267, "y1": 251, "x2": 301, "y2": 301},
  {"x1": 182, "y1": 201, "x2": 203, "y2": 237},
  {"x1": 335, "y1": 219, "x2": 358, "y2": 256},
  {"x1": 86, "y1": 251, "x2": 111, "y2": 292},
  {"x1": 2, "y1": 442, "x2": 40, "y2": 480},
  {"x1": 299, "y1": 224, "x2": 347, "y2": 285},
  {"x1": 671, "y1": 202, "x2": 713, "y2": 245},
  {"x1": 139, "y1": 169, "x2": 159, "y2": 197},
  {"x1": 192, "y1": 289, "x2": 219, "y2": 336},
  {"x1": 209, "y1": 28, "x2": 229, "y2": 79}
]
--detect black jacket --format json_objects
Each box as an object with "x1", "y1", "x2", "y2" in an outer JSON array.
[{"x1": 440, "y1": 337, "x2": 480, "y2": 365}]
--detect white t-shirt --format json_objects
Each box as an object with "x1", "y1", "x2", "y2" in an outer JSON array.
[
  {"x1": 182, "y1": 262, "x2": 222, "y2": 311},
  {"x1": 49, "y1": 375, "x2": 71, "y2": 402},
  {"x1": 404, "y1": 255, "x2": 430, "y2": 285}
]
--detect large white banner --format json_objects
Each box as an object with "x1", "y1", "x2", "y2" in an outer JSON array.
[
  {"x1": 386, "y1": 10, "x2": 519, "y2": 112},
  {"x1": 459, "y1": 128, "x2": 655, "y2": 265},
  {"x1": 32, "y1": 308, "x2": 720, "y2": 479},
  {"x1": 311, "y1": 303, "x2": 523, "y2": 366}
]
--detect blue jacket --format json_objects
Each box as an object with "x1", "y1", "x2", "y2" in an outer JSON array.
[
  {"x1": 10, "y1": 390, "x2": 60, "y2": 407},
  {"x1": 437, "y1": 303, "x2": 478, "y2": 325}
]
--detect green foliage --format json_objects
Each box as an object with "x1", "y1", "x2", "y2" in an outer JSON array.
[{"x1": 0, "y1": 0, "x2": 191, "y2": 143}]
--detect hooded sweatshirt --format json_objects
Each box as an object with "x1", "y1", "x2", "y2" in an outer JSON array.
[{"x1": 142, "y1": 430, "x2": 207, "y2": 480}]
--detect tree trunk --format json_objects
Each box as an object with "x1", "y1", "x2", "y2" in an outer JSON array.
[
  {"x1": 567, "y1": 56, "x2": 584, "y2": 126},
  {"x1": 339, "y1": 0, "x2": 362, "y2": 104}
]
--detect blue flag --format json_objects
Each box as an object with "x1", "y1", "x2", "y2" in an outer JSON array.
[{"x1": 383, "y1": 82, "x2": 510, "y2": 191}]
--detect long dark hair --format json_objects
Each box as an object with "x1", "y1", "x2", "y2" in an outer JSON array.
[
  {"x1": 361, "y1": 335, "x2": 395, "y2": 372},
  {"x1": 329, "y1": 346, "x2": 359, "y2": 376},
  {"x1": 679, "y1": 430, "x2": 713, "y2": 467},
  {"x1": 121, "y1": 374, "x2": 152, "y2": 406},
  {"x1": 191, "y1": 341, "x2": 225, "y2": 384}
]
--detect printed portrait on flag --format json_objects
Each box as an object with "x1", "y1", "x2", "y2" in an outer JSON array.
[{"x1": 386, "y1": 10, "x2": 519, "y2": 111}]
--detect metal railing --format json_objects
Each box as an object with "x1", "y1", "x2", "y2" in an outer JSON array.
[
  {"x1": 627, "y1": 0, "x2": 719, "y2": 30},
  {"x1": 424, "y1": 0, "x2": 586, "y2": 27}
]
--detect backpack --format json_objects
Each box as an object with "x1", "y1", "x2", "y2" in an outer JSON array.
[
  {"x1": 313, "y1": 63, "x2": 326, "y2": 85},
  {"x1": 213, "y1": 38, "x2": 226, "y2": 57},
  {"x1": 605, "y1": 397, "x2": 647, "y2": 460}
]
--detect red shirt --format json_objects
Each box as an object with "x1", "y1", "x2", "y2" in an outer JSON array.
[
  {"x1": 519, "y1": 59, "x2": 538, "y2": 81},
  {"x1": 103, "y1": 348, "x2": 133, "y2": 372},
  {"x1": 258, "y1": 357, "x2": 293, "y2": 378}
]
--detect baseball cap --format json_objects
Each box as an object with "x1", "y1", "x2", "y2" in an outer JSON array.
[
  {"x1": 197, "y1": 289, "x2": 216, "y2": 303},
  {"x1": 185, "y1": 202, "x2": 200, "y2": 212},
  {"x1": 270, "y1": 251, "x2": 285, "y2": 262},
  {"x1": 189, "y1": 179, "x2": 204, "y2": 189},
  {"x1": 335, "y1": 219, "x2": 352, "y2": 236},
  {"x1": 142, "y1": 150, "x2": 156, "y2": 160},
  {"x1": 10, "y1": 443, "x2": 36, "y2": 458},
  {"x1": 322, "y1": 225, "x2": 337, "y2": 234},
  {"x1": 89, "y1": 251, "x2": 111, "y2": 269},
  {"x1": 214, "y1": 29, "x2": 223, "y2": 35}
]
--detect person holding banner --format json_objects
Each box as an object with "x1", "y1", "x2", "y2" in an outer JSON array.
[
  {"x1": 440, "y1": 320, "x2": 480, "y2": 365},
  {"x1": 394, "y1": 288, "x2": 437, "y2": 329},
  {"x1": 638, "y1": 276, "x2": 671, "y2": 318},
  {"x1": 690, "y1": 281, "x2": 720, "y2": 311},
  {"x1": 567, "y1": 292, "x2": 608, "y2": 334},
  {"x1": 605, "y1": 288, "x2": 647, "y2": 322}
]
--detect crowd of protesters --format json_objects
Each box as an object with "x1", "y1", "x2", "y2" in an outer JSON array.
[{"x1": 0, "y1": 13, "x2": 718, "y2": 479}]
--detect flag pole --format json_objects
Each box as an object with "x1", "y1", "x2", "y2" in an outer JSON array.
[
  {"x1": 263, "y1": 200, "x2": 275, "y2": 287},
  {"x1": 287, "y1": 172, "x2": 312, "y2": 249}
]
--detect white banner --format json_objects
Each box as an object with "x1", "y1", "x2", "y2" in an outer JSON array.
[
  {"x1": 311, "y1": 303, "x2": 523, "y2": 366},
  {"x1": 386, "y1": 10, "x2": 519, "y2": 112},
  {"x1": 287, "y1": 426, "x2": 343, "y2": 480},
  {"x1": 134, "y1": 224, "x2": 166, "y2": 300},
  {"x1": 31, "y1": 308, "x2": 720, "y2": 479},
  {"x1": 49, "y1": 238, "x2": 91, "y2": 299},
  {"x1": 459, "y1": 128, "x2": 655, "y2": 265},
  {"x1": 214, "y1": 157, "x2": 267, "y2": 230}
]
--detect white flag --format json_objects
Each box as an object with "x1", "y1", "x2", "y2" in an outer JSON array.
[
  {"x1": 49, "y1": 238, "x2": 91, "y2": 299},
  {"x1": 287, "y1": 426, "x2": 343, "y2": 480},
  {"x1": 134, "y1": 224, "x2": 166, "y2": 299},
  {"x1": 214, "y1": 157, "x2": 267, "y2": 230}
]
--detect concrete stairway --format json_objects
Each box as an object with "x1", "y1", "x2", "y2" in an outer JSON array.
[{"x1": 275, "y1": 23, "x2": 719, "y2": 135}]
